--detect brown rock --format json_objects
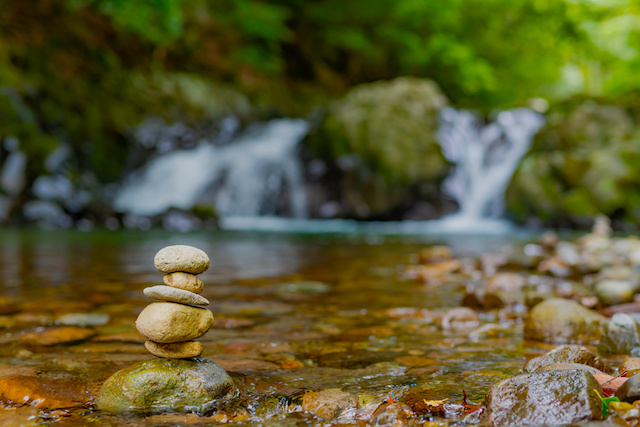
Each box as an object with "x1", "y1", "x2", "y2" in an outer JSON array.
[
  {"x1": 135, "y1": 302, "x2": 214, "y2": 343},
  {"x1": 301, "y1": 389, "x2": 357, "y2": 419},
  {"x1": 621, "y1": 357, "x2": 640, "y2": 377},
  {"x1": 485, "y1": 272, "x2": 527, "y2": 293},
  {"x1": 0, "y1": 376, "x2": 91, "y2": 409},
  {"x1": 523, "y1": 345, "x2": 611, "y2": 374},
  {"x1": 163, "y1": 272, "x2": 204, "y2": 294},
  {"x1": 154, "y1": 245, "x2": 210, "y2": 274},
  {"x1": 145, "y1": 340, "x2": 203, "y2": 359},
  {"x1": 22, "y1": 327, "x2": 95, "y2": 346},
  {"x1": 143, "y1": 285, "x2": 209, "y2": 306}
]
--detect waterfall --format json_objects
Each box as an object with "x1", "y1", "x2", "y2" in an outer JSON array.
[
  {"x1": 113, "y1": 119, "x2": 309, "y2": 219},
  {"x1": 436, "y1": 107, "x2": 544, "y2": 229}
]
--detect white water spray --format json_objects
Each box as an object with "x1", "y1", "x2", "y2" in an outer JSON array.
[{"x1": 114, "y1": 119, "x2": 309, "y2": 218}]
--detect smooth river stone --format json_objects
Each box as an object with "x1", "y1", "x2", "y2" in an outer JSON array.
[
  {"x1": 136, "y1": 302, "x2": 214, "y2": 343},
  {"x1": 164, "y1": 272, "x2": 204, "y2": 294},
  {"x1": 154, "y1": 245, "x2": 210, "y2": 274},
  {"x1": 145, "y1": 340, "x2": 203, "y2": 359},
  {"x1": 144, "y1": 285, "x2": 209, "y2": 306}
]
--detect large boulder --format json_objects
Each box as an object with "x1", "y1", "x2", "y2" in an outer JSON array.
[
  {"x1": 483, "y1": 370, "x2": 603, "y2": 426},
  {"x1": 96, "y1": 357, "x2": 238, "y2": 414},
  {"x1": 306, "y1": 77, "x2": 450, "y2": 219},
  {"x1": 524, "y1": 298, "x2": 607, "y2": 344},
  {"x1": 507, "y1": 99, "x2": 640, "y2": 228}
]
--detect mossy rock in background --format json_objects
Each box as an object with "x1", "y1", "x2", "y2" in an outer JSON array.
[
  {"x1": 507, "y1": 99, "x2": 640, "y2": 229},
  {"x1": 306, "y1": 77, "x2": 449, "y2": 219}
]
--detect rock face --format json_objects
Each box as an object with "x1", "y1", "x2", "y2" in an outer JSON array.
[
  {"x1": 524, "y1": 298, "x2": 607, "y2": 344},
  {"x1": 483, "y1": 370, "x2": 603, "y2": 426},
  {"x1": 305, "y1": 77, "x2": 450, "y2": 219},
  {"x1": 523, "y1": 345, "x2": 611, "y2": 373},
  {"x1": 95, "y1": 357, "x2": 238, "y2": 414},
  {"x1": 144, "y1": 285, "x2": 209, "y2": 306},
  {"x1": 154, "y1": 245, "x2": 210, "y2": 274},
  {"x1": 136, "y1": 302, "x2": 214, "y2": 343}
]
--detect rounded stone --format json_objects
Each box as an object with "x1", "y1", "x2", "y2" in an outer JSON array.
[
  {"x1": 594, "y1": 280, "x2": 637, "y2": 306},
  {"x1": 524, "y1": 298, "x2": 607, "y2": 344},
  {"x1": 143, "y1": 285, "x2": 209, "y2": 306},
  {"x1": 136, "y1": 302, "x2": 214, "y2": 343},
  {"x1": 145, "y1": 340, "x2": 203, "y2": 359},
  {"x1": 164, "y1": 272, "x2": 204, "y2": 294},
  {"x1": 154, "y1": 245, "x2": 210, "y2": 274},
  {"x1": 95, "y1": 357, "x2": 238, "y2": 414}
]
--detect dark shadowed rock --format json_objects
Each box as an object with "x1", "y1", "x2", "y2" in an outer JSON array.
[
  {"x1": 96, "y1": 357, "x2": 237, "y2": 414},
  {"x1": 483, "y1": 370, "x2": 603, "y2": 426},
  {"x1": 598, "y1": 313, "x2": 640, "y2": 355},
  {"x1": 523, "y1": 345, "x2": 611, "y2": 374},
  {"x1": 524, "y1": 298, "x2": 607, "y2": 344}
]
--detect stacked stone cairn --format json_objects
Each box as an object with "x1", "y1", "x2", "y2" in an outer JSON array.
[{"x1": 136, "y1": 245, "x2": 214, "y2": 359}]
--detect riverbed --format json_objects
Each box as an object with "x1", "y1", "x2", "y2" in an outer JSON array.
[{"x1": 0, "y1": 229, "x2": 563, "y2": 425}]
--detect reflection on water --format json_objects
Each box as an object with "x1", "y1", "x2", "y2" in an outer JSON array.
[{"x1": 0, "y1": 230, "x2": 537, "y2": 425}]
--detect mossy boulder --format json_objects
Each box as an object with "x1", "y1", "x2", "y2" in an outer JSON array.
[
  {"x1": 96, "y1": 357, "x2": 238, "y2": 415},
  {"x1": 306, "y1": 77, "x2": 449, "y2": 218},
  {"x1": 507, "y1": 99, "x2": 640, "y2": 228}
]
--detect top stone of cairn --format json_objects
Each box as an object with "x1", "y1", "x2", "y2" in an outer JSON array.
[{"x1": 154, "y1": 245, "x2": 210, "y2": 274}]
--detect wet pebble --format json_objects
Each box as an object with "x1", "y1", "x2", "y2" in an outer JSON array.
[
  {"x1": 143, "y1": 285, "x2": 209, "y2": 306},
  {"x1": 135, "y1": 302, "x2": 214, "y2": 343},
  {"x1": 154, "y1": 245, "x2": 210, "y2": 274},
  {"x1": 22, "y1": 326, "x2": 96, "y2": 346},
  {"x1": 145, "y1": 340, "x2": 203, "y2": 359},
  {"x1": 163, "y1": 272, "x2": 204, "y2": 294},
  {"x1": 595, "y1": 279, "x2": 638, "y2": 306},
  {"x1": 0, "y1": 375, "x2": 91, "y2": 409}
]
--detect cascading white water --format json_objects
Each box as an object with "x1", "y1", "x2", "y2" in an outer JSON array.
[
  {"x1": 435, "y1": 107, "x2": 544, "y2": 230},
  {"x1": 113, "y1": 119, "x2": 309, "y2": 218}
]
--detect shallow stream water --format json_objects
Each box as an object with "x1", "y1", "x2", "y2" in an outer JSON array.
[{"x1": 0, "y1": 230, "x2": 559, "y2": 425}]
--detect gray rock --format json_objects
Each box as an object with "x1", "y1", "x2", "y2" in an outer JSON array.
[
  {"x1": 96, "y1": 357, "x2": 237, "y2": 414},
  {"x1": 595, "y1": 280, "x2": 637, "y2": 306},
  {"x1": 143, "y1": 285, "x2": 209, "y2": 306},
  {"x1": 154, "y1": 245, "x2": 210, "y2": 274},
  {"x1": 524, "y1": 298, "x2": 607, "y2": 344},
  {"x1": 523, "y1": 345, "x2": 611, "y2": 374},
  {"x1": 483, "y1": 370, "x2": 603, "y2": 426},
  {"x1": 598, "y1": 313, "x2": 640, "y2": 355},
  {"x1": 135, "y1": 302, "x2": 214, "y2": 343},
  {"x1": 536, "y1": 363, "x2": 605, "y2": 376},
  {"x1": 615, "y1": 373, "x2": 640, "y2": 403}
]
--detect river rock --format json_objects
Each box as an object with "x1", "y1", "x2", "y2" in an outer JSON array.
[
  {"x1": 0, "y1": 375, "x2": 91, "y2": 409},
  {"x1": 96, "y1": 357, "x2": 237, "y2": 414},
  {"x1": 154, "y1": 245, "x2": 210, "y2": 274},
  {"x1": 483, "y1": 370, "x2": 603, "y2": 426},
  {"x1": 598, "y1": 313, "x2": 640, "y2": 355},
  {"x1": 536, "y1": 363, "x2": 605, "y2": 375},
  {"x1": 615, "y1": 373, "x2": 640, "y2": 403},
  {"x1": 21, "y1": 326, "x2": 96, "y2": 346},
  {"x1": 163, "y1": 272, "x2": 204, "y2": 294},
  {"x1": 301, "y1": 389, "x2": 358, "y2": 419},
  {"x1": 524, "y1": 298, "x2": 607, "y2": 344},
  {"x1": 143, "y1": 285, "x2": 209, "y2": 306},
  {"x1": 621, "y1": 357, "x2": 640, "y2": 377},
  {"x1": 145, "y1": 340, "x2": 204, "y2": 359},
  {"x1": 523, "y1": 345, "x2": 611, "y2": 373},
  {"x1": 595, "y1": 280, "x2": 638, "y2": 306},
  {"x1": 136, "y1": 302, "x2": 214, "y2": 343}
]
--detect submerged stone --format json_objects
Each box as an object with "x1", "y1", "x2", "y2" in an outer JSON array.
[
  {"x1": 524, "y1": 298, "x2": 606, "y2": 344},
  {"x1": 301, "y1": 389, "x2": 357, "y2": 419},
  {"x1": 96, "y1": 357, "x2": 237, "y2": 414},
  {"x1": 0, "y1": 375, "x2": 91, "y2": 409},
  {"x1": 483, "y1": 370, "x2": 603, "y2": 426}
]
